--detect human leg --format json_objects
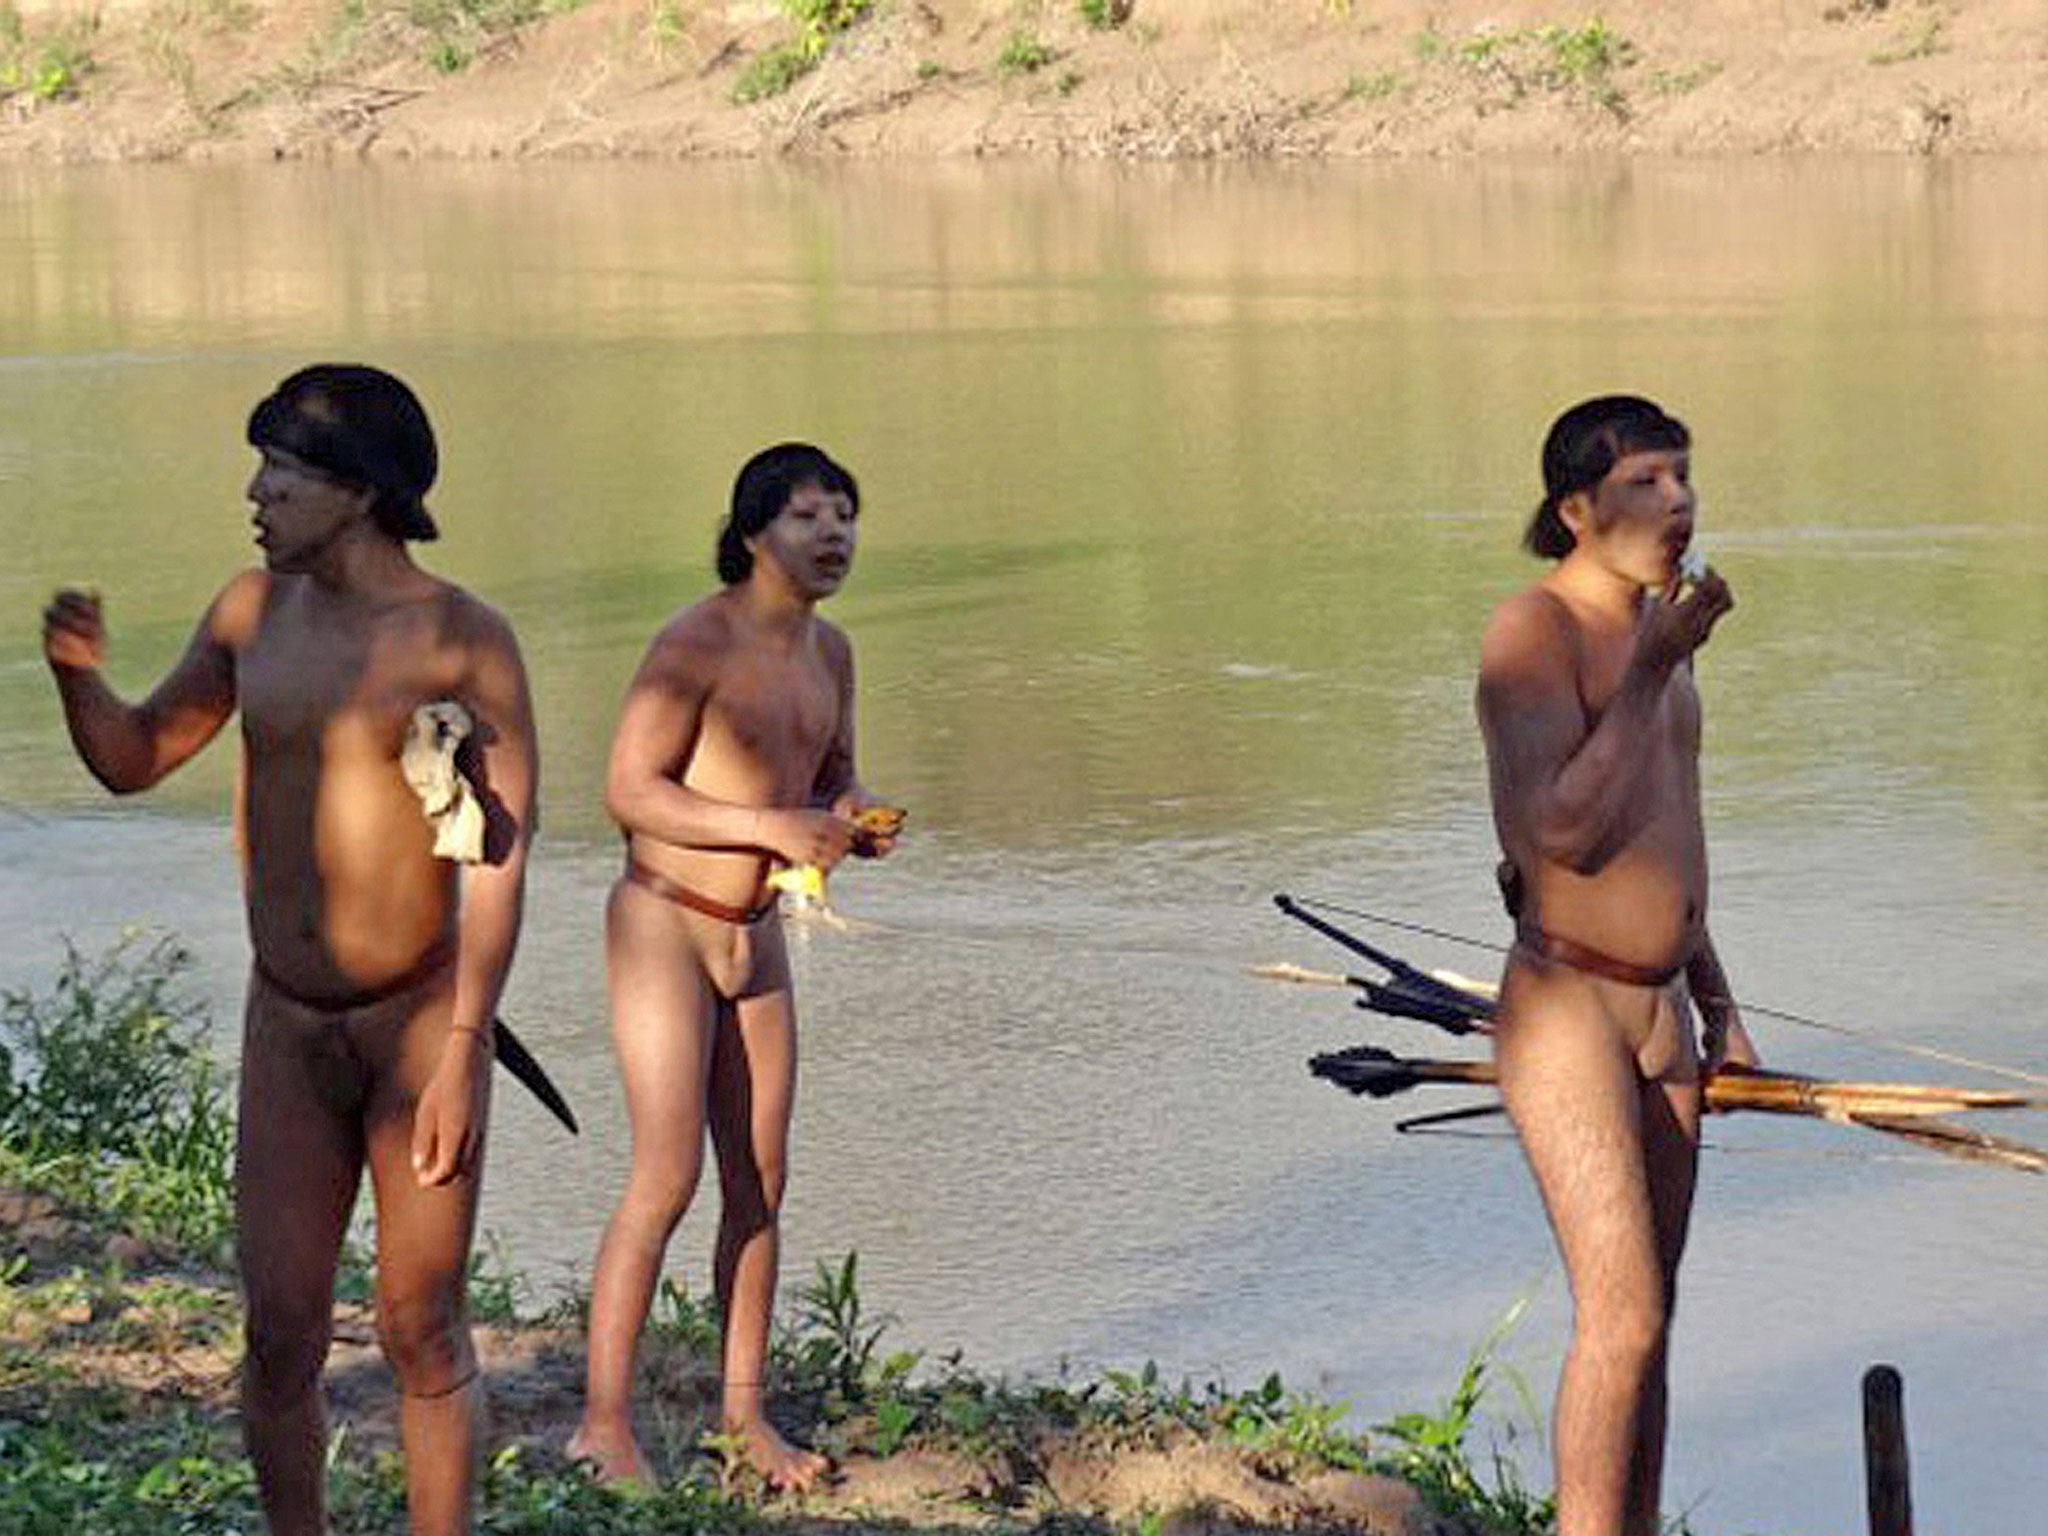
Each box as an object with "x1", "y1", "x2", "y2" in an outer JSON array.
[
  {"x1": 570, "y1": 880, "x2": 719, "y2": 1484},
  {"x1": 235, "y1": 980, "x2": 368, "y2": 1536},
  {"x1": 1496, "y1": 971, "x2": 1673, "y2": 1536},
  {"x1": 360, "y1": 983, "x2": 485, "y2": 1536},
  {"x1": 1621, "y1": 1022, "x2": 1702, "y2": 1536},
  {"x1": 707, "y1": 942, "x2": 824, "y2": 1490}
]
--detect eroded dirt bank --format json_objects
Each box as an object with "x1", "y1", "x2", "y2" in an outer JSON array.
[{"x1": 0, "y1": 0, "x2": 2043, "y2": 163}]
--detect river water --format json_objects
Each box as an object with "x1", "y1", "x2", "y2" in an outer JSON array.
[{"x1": 4, "y1": 158, "x2": 2047, "y2": 1535}]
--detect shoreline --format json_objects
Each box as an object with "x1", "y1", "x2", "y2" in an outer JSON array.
[
  {"x1": 3, "y1": 1172, "x2": 1511, "y2": 1536},
  {"x1": 2, "y1": 1, "x2": 2043, "y2": 166}
]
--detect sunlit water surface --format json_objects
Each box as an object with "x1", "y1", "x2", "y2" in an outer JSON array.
[{"x1": 5, "y1": 159, "x2": 2048, "y2": 1535}]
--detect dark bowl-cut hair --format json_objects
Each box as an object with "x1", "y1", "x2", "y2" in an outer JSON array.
[
  {"x1": 1523, "y1": 395, "x2": 1690, "y2": 559},
  {"x1": 717, "y1": 442, "x2": 860, "y2": 585},
  {"x1": 247, "y1": 364, "x2": 440, "y2": 542}
]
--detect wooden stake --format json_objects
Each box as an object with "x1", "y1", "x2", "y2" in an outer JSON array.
[{"x1": 1863, "y1": 1364, "x2": 1913, "y2": 1536}]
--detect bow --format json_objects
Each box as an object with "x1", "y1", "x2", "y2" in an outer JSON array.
[
  {"x1": 1308, "y1": 1045, "x2": 2048, "y2": 1174},
  {"x1": 1271, "y1": 895, "x2": 2048, "y2": 1175}
]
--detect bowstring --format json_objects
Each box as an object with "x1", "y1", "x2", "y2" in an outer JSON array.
[{"x1": 1291, "y1": 894, "x2": 2048, "y2": 1091}]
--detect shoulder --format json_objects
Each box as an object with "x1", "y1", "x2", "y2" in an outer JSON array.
[
  {"x1": 206, "y1": 568, "x2": 273, "y2": 648},
  {"x1": 635, "y1": 594, "x2": 737, "y2": 690},
  {"x1": 436, "y1": 584, "x2": 516, "y2": 645},
  {"x1": 811, "y1": 614, "x2": 853, "y2": 670},
  {"x1": 1480, "y1": 585, "x2": 1576, "y2": 670},
  {"x1": 1477, "y1": 584, "x2": 1586, "y2": 721}
]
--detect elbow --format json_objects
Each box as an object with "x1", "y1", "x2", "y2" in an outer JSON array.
[
  {"x1": 603, "y1": 774, "x2": 648, "y2": 833},
  {"x1": 88, "y1": 759, "x2": 162, "y2": 797},
  {"x1": 1530, "y1": 815, "x2": 1616, "y2": 877}
]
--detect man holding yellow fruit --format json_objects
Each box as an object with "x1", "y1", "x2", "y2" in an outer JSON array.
[{"x1": 570, "y1": 442, "x2": 899, "y2": 1491}]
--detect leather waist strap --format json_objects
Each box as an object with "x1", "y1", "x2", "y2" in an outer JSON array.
[
  {"x1": 1514, "y1": 928, "x2": 1687, "y2": 989},
  {"x1": 624, "y1": 859, "x2": 777, "y2": 926}
]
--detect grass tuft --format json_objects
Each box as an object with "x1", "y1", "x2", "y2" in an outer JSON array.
[{"x1": 996, "y1": 30, "x2": 1057, "y2": 78}]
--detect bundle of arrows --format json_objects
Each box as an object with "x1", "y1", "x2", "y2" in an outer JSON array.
[{"x1": 1266, "y1": 893, "x2": 2048, "y2": 1175}]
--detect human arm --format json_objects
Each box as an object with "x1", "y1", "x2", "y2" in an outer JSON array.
[
  {"x1": 1477, "y1": 578, "x2": 1733, "y2": 874},
  {"x1": 810, "y1": 627, "x2": 898, "y2": 859},
  {"x1": 412, "y1": 602, "x2": 537, "y2": 1188},
  {"x1": 1687, "y1": 929, "x2": 1758, "y2": 1075},
  {"x1": 42, "y1": 577, "x2": 261, "y2": 793},
  {"x1": 603, "y1": 626, "x2": 855, "y2": 870}
]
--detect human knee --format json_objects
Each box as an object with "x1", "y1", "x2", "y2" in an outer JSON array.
[
  {"x1": 377, "y1": 1282, "x2": 476, "y2": 1397},
  {"x1": 625, "y1": 1150, "x2": 706, "y2": 1233},
  {"x1": 719, "y1": 1156, "x2": 786, "y2": 1226},
  {"x1": 243, "y1": 1304, "x2": 333, "y2": 1402},
  {"x1": 1575, "y1": 1294, "x2": 1670, "y2": 1366}
]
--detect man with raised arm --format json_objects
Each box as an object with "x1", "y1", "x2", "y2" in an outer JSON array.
[
  {"x1": 570, "y1": 441, "x2": 897, "y2": 1492},
  {"x1": 1476, "y1": 395, "x2": 1756, "y2": 1536},
  {"x1": 42, "y1": 365, "x2": 537, "y2": 1536}
]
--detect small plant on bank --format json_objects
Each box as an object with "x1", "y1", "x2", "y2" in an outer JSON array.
[
  {"x1": 731, "y1": 0, "x2": 873, "y2": 103},
  {"x1": 1077, "y1": 0, "x2": 1132, "y2": 30},
  {"x1": 733, "y1": 40, "x2": 815, "y2": 103},
  {"x1": 1376, "y1": 1295, "x2": 1553, "y2": 1533},
  {"x1": 0, "y1": 9, "x2": 99, "y2": 105},
  {"x1": 0, "y1": 933, "x2": 235, "y2": 1257},
  {"x1": 997, "y1": 29, "x2": 1057, "y2": 78},
  {"x1": 1869, "y1": 12, "x2": 1946, "y2": 64},
  {"x1": 1411, "y1": 18, "x2": 1638, "y2": 120},
  {"x1": 325, "y1": 0, "x2": 586, "y2": 76},
  {"x1": 1647, "y1": 59, "x2": 1723, "y2": 96},
  {"x1": 645, "y1": 0, "x2": 689, "y2": 49},
  {"x1": 1344, "y1": 69, "x2": 1400, "y2": 102}
]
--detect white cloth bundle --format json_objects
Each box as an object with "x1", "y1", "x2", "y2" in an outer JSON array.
[{"x1": 401, "y1": 700, "x2": 486, "y2": 864}]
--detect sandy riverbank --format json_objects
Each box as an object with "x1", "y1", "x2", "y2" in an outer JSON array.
[{"x1": 0, "y1": 0, "x2": 2042, "y2": 163}]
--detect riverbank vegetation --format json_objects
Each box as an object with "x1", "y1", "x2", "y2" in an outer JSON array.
[
  {"x1": 0, "y1": 0, "x2": 2039, "y2": 161},
  {"x1": 0, "y1": 931, "x2": 1612, "y2": 1534}
]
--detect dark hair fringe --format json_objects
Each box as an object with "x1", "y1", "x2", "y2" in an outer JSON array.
[
  {"x1": 247, "y1": 364, "x2": 440, "y2": 542},
  {"x1": 716, "y1": 443, "x2": 860, "y2": 585},
  {"x1": 1522, "y1": 395, "x2": 1689, "y2": 560}
]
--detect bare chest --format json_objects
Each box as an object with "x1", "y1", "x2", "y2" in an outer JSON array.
[
  {"x1": 237, "y1": 602, "x2": 463, "y2": 760},
  {"x1": 701, "y1": 649, "x2": 841, "y2": 775},
  {"x1": 1578, "y1": 628, "x2": 1701, "y2": 754}
]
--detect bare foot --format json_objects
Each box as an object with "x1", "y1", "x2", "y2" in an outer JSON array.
[
  {"x1": 727, "y1": 1417, "x2": 829, "y2": 1493},
  {"x1": 566, "y1": 1420, "x2": 657, "y2": 1487}
]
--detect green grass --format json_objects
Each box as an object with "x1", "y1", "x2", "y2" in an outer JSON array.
[
  {"x1": 1377, "y1": 1296, "x2": 1553, "y2": 1532},
  {"x1": 1409, "y1": 19, "x2": 1639, "y2": 120},
  {"x1": 729, "y1": 0, "x2": 873, "y2": 104},
  {"x1": 0, "y1": 8, "x2": 98, "y2": 104},
  {"x1": 646, "y1": 0, "x2": 690, "y2": 49},
  {"x1": 1869, "y1": 13, "x2": 1945, "y2": 64},
  {"x1": 996, "y1": 30, "x2": 1057, "y2": 78},
  {"x1": 732, "y1": 39, "x2": 818, "y2": 102},
  {"x1": 1647, "y1": 60, "x2": 1723, "y2": 96},
  {"x1": 0, "y1": 933, "x2": 235, "y2": 1259},
  {"x1": 1344, "y1": 68, "x2": 1401, "y2": 102},
  {"x1": 0, "y1": 933, "x2": 1633, "y2": 1533},
  {"x1": 1077, "y1": 0, "x2": 1131, "y2": 30},
  {"x1": 313, "y1": 0, "x2": 585, "y2": 76}
]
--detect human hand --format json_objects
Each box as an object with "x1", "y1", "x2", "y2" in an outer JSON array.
[
  {"x1": 412, "y1": 1028, "x2": 490, "y2": 1187},
  {"x1": 1637, "y1": 566, "x2": 1734, "y2": 673},
  {"x1": 760, "y1": 806, "x2": 857, "y2": 872},
  {"x1": 834, "y1": 793, "x2": 906, "y2": 859},
  {"x1": 1700, "y1": 999, "x2": 1759, "y2": 1094},
  {"x1": 42, "y1": 588, "x2": 106, "y2": 672}
]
